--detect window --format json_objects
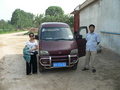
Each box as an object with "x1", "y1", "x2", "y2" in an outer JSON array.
[
  {"x1": 79, "y1": 28, "x2": 87, "y2": 39},
  {"x1": 40, "y1": 27, "x2": 74, "y2": 41}
]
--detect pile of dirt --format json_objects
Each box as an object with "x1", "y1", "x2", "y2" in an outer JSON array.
[{"x1": 29, "y1": 28, "x2": 38, "y2": 32}]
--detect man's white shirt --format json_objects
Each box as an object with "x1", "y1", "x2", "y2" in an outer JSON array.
[{"x1": 86, "y1": 32, "x2": 100, "y2": 51}]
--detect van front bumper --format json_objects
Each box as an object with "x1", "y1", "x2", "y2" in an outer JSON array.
[{"x1": 39, "y1": 55, "x2": 78, "y2": 69}]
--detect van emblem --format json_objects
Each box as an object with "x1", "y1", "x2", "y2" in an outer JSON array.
[{"x1": 59, "y1": 52, "x2": 62, "y2": 54}]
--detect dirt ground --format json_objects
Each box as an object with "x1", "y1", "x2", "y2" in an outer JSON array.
[{"x1": 0, "y1": 32, "x2": 120, "y2": 90}]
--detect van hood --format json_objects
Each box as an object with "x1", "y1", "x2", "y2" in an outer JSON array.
[{"x1": 40, "y1": 41, "x2": 78, "y2": 55}]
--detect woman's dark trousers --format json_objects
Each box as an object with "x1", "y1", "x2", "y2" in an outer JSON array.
[{"x1": 26, "y1": 55, "x2": 37, "y2": 75}]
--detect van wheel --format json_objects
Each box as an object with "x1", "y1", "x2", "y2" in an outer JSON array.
[
  {"x1": 39, "y1": 63, "x2": 44, "y2": 72},
  {"x1": 72, "y1": 63, "x2": 78, "y2": 70}
]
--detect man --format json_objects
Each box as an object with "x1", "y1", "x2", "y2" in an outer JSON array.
[{"x1": 82, "y1": 24, "x2": 100, "y2": 73}]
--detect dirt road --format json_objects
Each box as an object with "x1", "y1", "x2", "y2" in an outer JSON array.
[{"x1": 0, "y1": 32, "x2": 120, "y2": 90}]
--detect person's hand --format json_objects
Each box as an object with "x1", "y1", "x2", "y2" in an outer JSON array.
[{"x1": 30, "y1": 49, "x2": 33, "y2": 52}]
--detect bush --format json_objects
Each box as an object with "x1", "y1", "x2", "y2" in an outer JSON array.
[{"x1": 0, "y1": 29, "x2": 15, "y2": 34}]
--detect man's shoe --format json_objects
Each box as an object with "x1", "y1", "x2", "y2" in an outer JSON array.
[
  {"x1": 33, "y1": 72, "x2": 37, "y2": 74},
  {"x1": 92, "y1": 69, "x2": 96, "y2": 73},
  {"x1": 82, "y1": 67, "x2": 89, "y2": 71}
]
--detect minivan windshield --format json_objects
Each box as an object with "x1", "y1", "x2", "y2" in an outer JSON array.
[{"x1": 40, "y1": 27, "x2": 74, "y2": 41}]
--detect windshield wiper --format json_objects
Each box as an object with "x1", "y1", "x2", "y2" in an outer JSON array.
[
  {"x1": 41, "y1": 39, "x2": 53, "y2": 41},
  {"x1": 53, "y1": 38, "x2": 66, "y2": 40},
  {"x1": 53, "y1": 38, "x2": 74, "y2": 41}
]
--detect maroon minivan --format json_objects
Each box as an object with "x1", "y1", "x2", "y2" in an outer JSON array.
[{"x1": 35, "y1": 22, "x2": 88, "y2": 72}]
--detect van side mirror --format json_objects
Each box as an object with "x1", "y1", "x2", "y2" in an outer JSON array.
[
  {"x1": 35, "y1": 35, "x2": 38, "y2": 40},
  {"x1": 79, "y1": 35, "x2": 83, "y2": 39},
  {"x1": 74, "y1": 31, "x2": 78, "y2": 36},
  {"x1": 74, "y1": 31, "x2": 78, "y2": 39},
  {"x1": 76, "y1": 35, "x2": 83, "y2": 39}
]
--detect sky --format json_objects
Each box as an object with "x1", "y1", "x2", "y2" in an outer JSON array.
[{"x1": 0, "y1": 0, "x2": 86, "y2": 21}]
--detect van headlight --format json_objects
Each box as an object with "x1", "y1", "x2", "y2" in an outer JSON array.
[
  {"x1": 70, "y1": 49, "x2": 78, "y2": 55},
  {"x1": 40, "y1": 50, "x2": 49, "y2": 56}
]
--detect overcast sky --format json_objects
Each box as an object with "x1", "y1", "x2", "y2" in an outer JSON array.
[{"x1": 0, "y1": 0, "x2": 86, "y2": 21}]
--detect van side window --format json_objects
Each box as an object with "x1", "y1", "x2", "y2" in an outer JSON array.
[{"x1": 79, "y1": 28, "x2": 87, "y2": 39}]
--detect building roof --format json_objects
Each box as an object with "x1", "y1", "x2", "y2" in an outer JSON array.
[{"x1": 71, "y1": 0, "x2": 98, "y2": 14}]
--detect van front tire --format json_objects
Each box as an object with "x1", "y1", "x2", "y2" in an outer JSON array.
[
  {"x1": 72, "y1": 63, "x2": 78, "y2": 70},
  {"x1": 39, "y1": 63, "x2": 44, "y2": 72}
]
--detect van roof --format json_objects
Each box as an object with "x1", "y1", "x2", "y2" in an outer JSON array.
[{"x1": 41, "y1": 22, "x2": 70, "y2": 28}]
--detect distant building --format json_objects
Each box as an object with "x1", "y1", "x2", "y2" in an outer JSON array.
[{"x1": 71, "y1": 0, "x2": 120, "y2": 55}]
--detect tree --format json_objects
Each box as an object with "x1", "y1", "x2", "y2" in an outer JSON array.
[
  {"x1": 0, "y1": 19, "x2": 14, "y2": 31},
  {"x1": 11, "y1": 9, "x2": 34, "y2": 29},
  {"x1": 0, "y1": 19, "x2": 6, "y2": 30},
  {"x1": 45, "y1": 6, "x2": 64, "y2": 16},
  {"x1": 34, "y1": 14, "x2": 44, "y2": 28},
  {"x1": 33, "y1": 6, "x2": 74, "y2": 28},
  {"x1": 62, "y1": 15, "x2": 74, "y2": 27}
]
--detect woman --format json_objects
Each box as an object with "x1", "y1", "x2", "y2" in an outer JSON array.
[{"x1": 25, "y1": 32, "x2": 38, "y2": 75}]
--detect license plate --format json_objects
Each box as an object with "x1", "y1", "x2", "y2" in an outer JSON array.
[{"x1": 53, "y1": 62, "x2": 66, "y2": 67}]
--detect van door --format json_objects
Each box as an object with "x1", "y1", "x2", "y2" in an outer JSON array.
[{"x1": 76, "y1": 26, "x2": 88, "y2": 57}]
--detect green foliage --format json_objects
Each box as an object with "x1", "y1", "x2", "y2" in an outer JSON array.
[
  {"x1": 0, "y1": 29, "x2": 25, "y2": 34},
  {"x1": 34, "y1": 14, "x2": 44, "y2": 28},
  {"x1": 45, "y1": 6, "x2": 64, "y2": 16},
  {"x1": 62, "y1": 15, "x2": 74, "y2": 27},
  {"x1": 0, "y1": 6, "x2": 74, "y2": 35},
  {"x1": 0, "y1": 29, "x2": 15, "y2": 34},
  {"x1": 11, "y1": 9, "x2": 34, "y2": 29},
  {"x1": 0, "y1": 19, "x2": 15, "y2": 34},
  {"x1": 0, "y1": 19, "x2": 14, "y2": 30},
  {"x1": 34, "y1": 14, "x2": 74, "y2": 28},
  {"x1": 34, "y1": 6, "x2": 74, "y2": 28}
]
